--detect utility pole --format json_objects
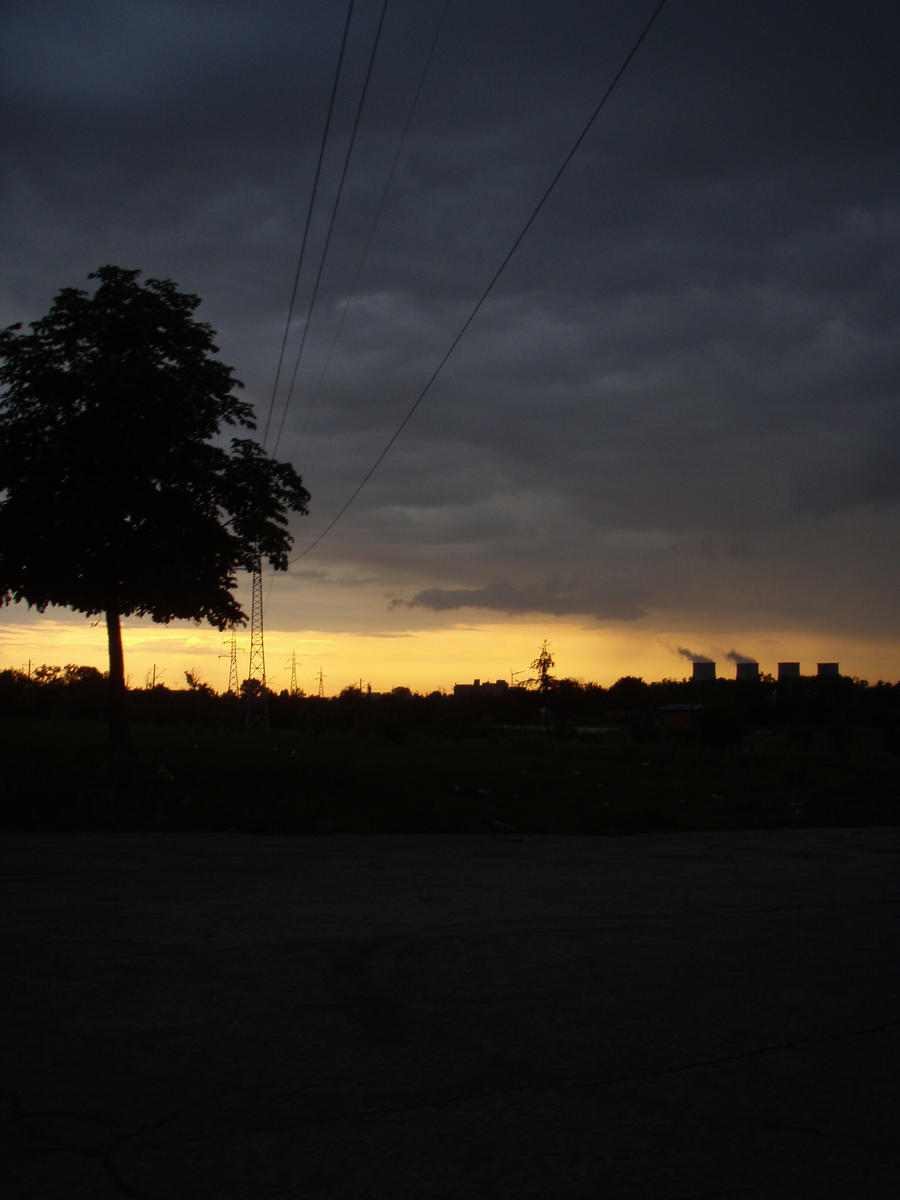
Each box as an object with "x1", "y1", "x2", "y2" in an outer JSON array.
[
  {"x1": 145, "y1": 664, "x2": 165, "y2": 689},
  {"x1": 245, "y1": 554, "x2": 268, "y2": 728}
]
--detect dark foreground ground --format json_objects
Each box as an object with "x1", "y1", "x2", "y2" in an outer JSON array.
[
  {"x1": 2, "y1": 828, "x2": 898, "y2": 1198},
  {"x1": 2, "y1": 720, "x2": 898, "y2": 834}
]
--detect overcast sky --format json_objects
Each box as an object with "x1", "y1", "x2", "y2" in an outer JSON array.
[{"x1": 2, "y1": 0, "x2": 899, "y2": 685}]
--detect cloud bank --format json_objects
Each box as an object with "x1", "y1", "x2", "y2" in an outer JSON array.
[{"x1": 2, "y1": 0, "x2": 898, "y2": 656}]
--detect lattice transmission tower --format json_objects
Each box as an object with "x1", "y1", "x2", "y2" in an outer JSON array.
[
  {"x1": 245, "y1": 554, "x2": 269, "y2": 727},
  {"x1": 288, "y1": 650, "x2": 300, "y2": 696},
  {"x1": 222, "y1": 633, "x2": 240, "y2": 694},
  {"x1": 317, "y1": 666, "x2": 325, "y2": 699}
]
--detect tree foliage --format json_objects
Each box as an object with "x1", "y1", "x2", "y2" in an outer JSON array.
[
  {"x1": 0, "y1": 266, "x2": 309, "y2": 628},
  {"x1": 530, "y1": 639, "x2": 556, "y2": 693},
  {"x1": 0, "y1": 266, "x2": 310, "y2": 739}
]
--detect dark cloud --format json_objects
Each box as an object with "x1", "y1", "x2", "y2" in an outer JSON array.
[
  {"x1": 399, "y1": 581, "x2": 646, "y2": 622},
  {"x1": 2, "y1": 0, "x2": 899, "y2": 648}
]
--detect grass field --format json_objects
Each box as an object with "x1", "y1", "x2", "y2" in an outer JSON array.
[{"x1": 1, "y1": 718, "x2": 896, "y2": 834}]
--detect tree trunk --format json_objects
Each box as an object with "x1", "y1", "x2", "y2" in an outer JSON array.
[{"x1": 105, "y1": 608, "x2": 129, "y2": 746}]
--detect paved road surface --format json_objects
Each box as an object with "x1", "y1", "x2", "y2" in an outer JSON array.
[{"x1": 3, "y1": 829, "x2": 898, "y2": 1197}]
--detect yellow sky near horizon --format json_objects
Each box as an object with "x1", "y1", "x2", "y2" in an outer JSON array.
[{"x1": 1, "y1": 608, "x2": 897, "y2": 695}]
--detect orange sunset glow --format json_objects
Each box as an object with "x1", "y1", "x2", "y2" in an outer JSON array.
[{"x1": 3, "y1": 604, "x2": 896, "y2": 697}]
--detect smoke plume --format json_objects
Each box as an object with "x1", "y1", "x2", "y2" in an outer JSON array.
[{"x1": 675, "y1": 646, "x2": 712, "y2": 663}]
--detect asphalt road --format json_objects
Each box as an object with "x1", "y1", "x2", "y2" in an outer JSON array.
[{"x1": 3, "y1": 829, "x2": 898, "y2": 1198}]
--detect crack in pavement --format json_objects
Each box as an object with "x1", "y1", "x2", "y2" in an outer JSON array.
[
  {"x1": 2, "y1": 1089, "x2": 189, "y2": 1199},
  {"x1": 83, "y1": 1017, "x2": 900, "y2": 1160}
]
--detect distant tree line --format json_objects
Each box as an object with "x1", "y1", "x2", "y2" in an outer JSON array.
[{"x1": 1, "y1": 665, "x2": 897, "y2": 751}]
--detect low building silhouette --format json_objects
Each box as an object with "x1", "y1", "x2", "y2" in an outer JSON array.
[{"x1": 453, "y1": 678, "x2": 509, "y2": 698}]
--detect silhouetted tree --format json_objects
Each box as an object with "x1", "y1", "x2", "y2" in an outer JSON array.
[
  {"x1": 0, "y1": 266, "x2": 310, "y2": 743},
  {"x1": 530, "y1": 639, "x2": 556, "y2": 694},
  {"x1": 608, "y1": 675, "x2": 650, "y2": 708},
  {"x1": 239, "y1": 678, "x2": 269, "y2": 702},
  {"x1": 184, "y1": 670, "x2": 215, "y2": 698}
]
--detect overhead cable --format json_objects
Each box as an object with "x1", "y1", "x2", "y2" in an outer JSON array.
[
  {"x1": 291, "y1": 0, "x2": 670, "y2": 562},
  {"x1": 271, "y1": 0, "x2": 391, "y2": 458},
  {"x1": 286, "y1": 0, "x2": 452, "y2": 461},
  {"x1": 262, "y1": 0, "x2": 357, "y2": 450}
]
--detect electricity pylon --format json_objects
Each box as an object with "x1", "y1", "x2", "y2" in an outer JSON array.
[
  {"x1": 245, "y1": 554, "x2": 269, "y2": 728},
  {"x1": 248, "y1": 559, "x2": 266, "y2": 687},
  {"x1": 221, "y1": 633, "x2": 240, "y2": 695},
  {"x1": 288, "y1": 650, "x2": 300, "y2": 696},
  {"x1": 317, "y1": 666, "x2": 325, "y2": 699}
]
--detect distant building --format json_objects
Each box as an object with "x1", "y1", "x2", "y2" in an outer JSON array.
[
  {"x1": 453, "y1": 678, "x2": 509, "y2": 698},
  {"x1": 777, "y1": 662, "x2": 800, "y2": 681},
  {"x1": 691, "y1": 661, "x2": 716, "y2": 682},
  {"x1": 479, "y1": 679, "x2": 509, "y2": 697},
  {"x1": 452, "y1": 682, "x2": 476, "y2": 698},
  {"x1": 817, "y1": 662, "x2": 840, "y2": 678},
  {"x1": 735, "y1": 661, "x2": 760, "y2": 682}
]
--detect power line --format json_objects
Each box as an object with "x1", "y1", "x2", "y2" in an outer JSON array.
[
  {"x1": 291, "y1": 0, "x2": 670, "y2": 563},
  {"x1": 286, "y1": 0, "x2": 451, "y2": 462},
  {"x1": 255, "y1": 0, "x2": 357, "y2": 705},
  {"x1": 271, "y1": 0, "x2": 391, "y2": 458},
  {"x1": 262, "y1": 0, "x2": 357, "y2": 450}
]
